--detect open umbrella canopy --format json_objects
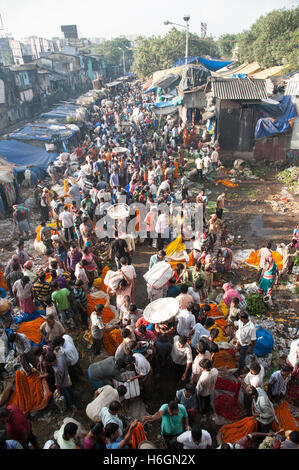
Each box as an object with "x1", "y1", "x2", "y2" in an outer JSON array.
[
  {"x1": 107, "y1": 203, "x2": 130, "y2": 220},
  {"x1": 143, "y1": 298, "x2": 179, "y2": 324},
  {"x1": 112, "y1": 147, "x2": 129, "y2": 154}
]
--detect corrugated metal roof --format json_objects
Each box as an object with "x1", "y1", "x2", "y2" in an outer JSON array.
[
  {"x1": 285, "y1": 79, "x2": 299, "y2": 96},
  {"x1": 210, "y1": 77, "x2": 267, "y2": 100}
]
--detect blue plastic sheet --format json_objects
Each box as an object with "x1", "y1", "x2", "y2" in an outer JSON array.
[
  {"x1": 172, "y1": 56, "x2": 233, "y2": 71},
  {"x1": 253, "y1": 327, "x2": 274, "y2": 357},
  {"x1": 0, "y1": 139, "x2": 58, "y2": 171},
  {"x1": 255, "y1": 95, "x2": 297, "y2": 139}
]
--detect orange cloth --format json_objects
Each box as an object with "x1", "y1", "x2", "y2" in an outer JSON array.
[
  {"x1": 272, "y1": 401, "x2": 299, "y2": 432},
  {"x1": 17, "y1": 317, "x2": 45, "y2": 345},
  {"x1": 174, "y1": 161, "x2": 179, "y2": 178},
  {"x1": 188, "y1": 251, "x2": 195, "y2": 267},
  {"x1": 216, "y1": 179, "x2": 239, "y2": 188},
  {"x1": 245, "y1": 249, "x2": 283, "y2": 271},
  {"x1": 9, "y1": 370, "x2": 52, "y2": 416},
  {"x1": 0, "y1": 269, "x2": 8, "y2": 291},
  {"x1": 131, "y1": 422, "x2": 146, "y2": 449},
  {"x1": 220, "y1": 417, "x2": 258, "y2": 445},
  {"x1": 98, "y1": 266, "x2": 110, "y2": 293}
]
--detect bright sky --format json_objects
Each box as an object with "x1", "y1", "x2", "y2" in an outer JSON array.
[{"x1": 0, "y1": 0, "x2": 297, "y2": 40}]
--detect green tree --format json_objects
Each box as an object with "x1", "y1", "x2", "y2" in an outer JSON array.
[
  {"x1": 132, "y1": 28, "x2": 217, "y2": 79},
  {"x1": 216, "y1": 34, "x2": 238, "y2": 59},
  {"x1": 236, "y1": 7, "x2": 299, "y2": 72},
  {"x1": 89, "y1": 37, "x2": 133, "y2": 70}
]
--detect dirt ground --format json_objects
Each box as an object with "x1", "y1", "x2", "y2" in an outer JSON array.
[{"x1": 3, "y1": 163, "x2": 299, "y2": 448}]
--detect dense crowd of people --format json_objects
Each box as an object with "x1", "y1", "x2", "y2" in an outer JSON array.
[{"x1": 0, "y1": 81, "x2": 298, "y2": 451}]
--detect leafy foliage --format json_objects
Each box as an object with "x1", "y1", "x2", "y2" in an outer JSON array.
[
  {"x1": 236, "y1": 7, "x2": 299, "y2": 72},
  {"x1": 88, "y1": 37, "x2": 133, "y2": 69},
  {"x1": 131, "y1": 28, "x2": 217, "y2": 79},
  {"x1": 215, "y1": 34, "x2": 238, "y2": 58},
  {"x1": 246, "y1": 293, "x2": 268, "y2": 317}
]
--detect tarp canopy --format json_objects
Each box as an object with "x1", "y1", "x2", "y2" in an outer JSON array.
[
  {"x1": 154, "y1": 73, "x2": 180, "y2": 90},
  {"x1": 179, "y1": 64, "x2": 211, "y2": 91},
  {"x1": 213, "y1": 62, "x2": 261, "y2": 78},
  {"x1": 172, "y1": 56, "x2": 233, "y2": 71},
  {"x1": 255, "y1": 95, "x2": 297, "y2": 139},
  {"x1": 9, "y1": 121, "x2": 77, "y2": 142},
  {"x1": 0, "y1": 139, "x2": 58, "y2": 174},
  {"x1": 251, "y1": 65, "x2": 286, "y2": 79},
  {"x1": 153, "y1": 105, "x2": 178, "y2": 116},
  {"x1": 40, "y1": 104, "x2": 83, "y2": 119}
]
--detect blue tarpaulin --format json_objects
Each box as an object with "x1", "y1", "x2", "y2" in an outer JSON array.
[
  {"x1": 0, "y1": 139, "x2": 58, "y2": 173},
  {"x1": 255, "y1": 95, "x2": 297, "y2": 139},
  {"x1": 40, "y1": 104, "x2": 82, "y2": 119},
  {"x1": 9, "y1": 121, "x2": 77, "y2": 142},
  {"x1": 172, "y1": 56, "x2": 233, "y2": 71}
]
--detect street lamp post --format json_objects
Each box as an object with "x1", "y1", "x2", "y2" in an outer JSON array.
[
  {"x1": 118, "y1": 45, "x2": 131, "y2": 77},
  {"x1": 164, "y1": 15, "x2": 190, "y2": 66}
]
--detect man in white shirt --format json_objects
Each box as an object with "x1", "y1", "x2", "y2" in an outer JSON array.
[
  {"x1": 171, "y1": 335, "x2": 193, "y2": 382},
  {"x1": 235, "y1": 312, "x2": 256, "y2": 369},
  {"x1": 195, "y1": 156, "x2": 203, "y2": 181},
  {"x1": 176, "y1": 303, "x2": 196, "y2": 338},
  {"x1": 177, "y1": 426, "x2": 212, "y2": 449},
  {"x1": 52, "y1": 334, "x2": 79, "y2": 367},
  {"x1": 86, "y1": 384, "x2": 127, "y2": 422},
  {"x1": 211, "y1": 147, "x2": 219, "y2": 171},
  {"x1": 59, "y1": 206, "x2": 74, "y2": 242},
  {"x1": 196, "y1": 358, "x2": 218, "y2": 414},
  {"x1": 202, "y1": 154, "x2": 211, "y2": 175},
  {"x1": 157, "y1": 180, "x2": 170, "y2": 197}
]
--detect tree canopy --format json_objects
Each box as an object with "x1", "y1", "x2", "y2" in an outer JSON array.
[
  {"x1": 131, "y1": 28, "x2": 217, "y2": 80},
  {"x1": 236, "y1": 7, "x2": 299, "y2": 71}
]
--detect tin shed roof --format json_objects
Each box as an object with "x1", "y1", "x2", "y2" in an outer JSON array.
[{"x1": 209, "y1": 77, "x2": 267, "y2": 100}]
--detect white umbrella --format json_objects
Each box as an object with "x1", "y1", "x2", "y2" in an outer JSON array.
[
  {"x1": 143, "y1": 298, "x2": 179, "y2": 324},
  {"x1": 112, "y1": 147, "x2": 129, "y2": 154},
  {"x1": 107, "y1": 203, "x2": 130, "y2": 220}
]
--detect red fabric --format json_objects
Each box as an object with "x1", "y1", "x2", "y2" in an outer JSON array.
[{"x1": 6, "y1": 404, "x2": 30, "y2": 443}]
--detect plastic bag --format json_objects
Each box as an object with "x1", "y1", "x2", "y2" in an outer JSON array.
[
  {"x1": 253, "y1": 327, "x2": 274, "y2": 357},
  {"x1": 53, "y1": 389, "x2": 66, "y2": 412}
]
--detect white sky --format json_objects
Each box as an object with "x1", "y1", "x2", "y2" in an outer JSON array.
[{"x1": 0, "y1": 0, "x2": 297, "y2": 41}]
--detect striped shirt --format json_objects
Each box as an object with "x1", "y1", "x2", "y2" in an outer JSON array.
[
  {"x1": 72, "y1": 287, "x2": 87, "y2": 308},
  {"x1": 32, "y1": 281, "x2": 52, "y2": 301}
]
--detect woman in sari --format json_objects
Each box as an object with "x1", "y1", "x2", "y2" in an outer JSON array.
[
  {"x1": 258, "y1": 257, "x2": 278, "y2": 299},
  {"x1": 293, "y1": 223, "x2": 299, "y2": 249}
]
